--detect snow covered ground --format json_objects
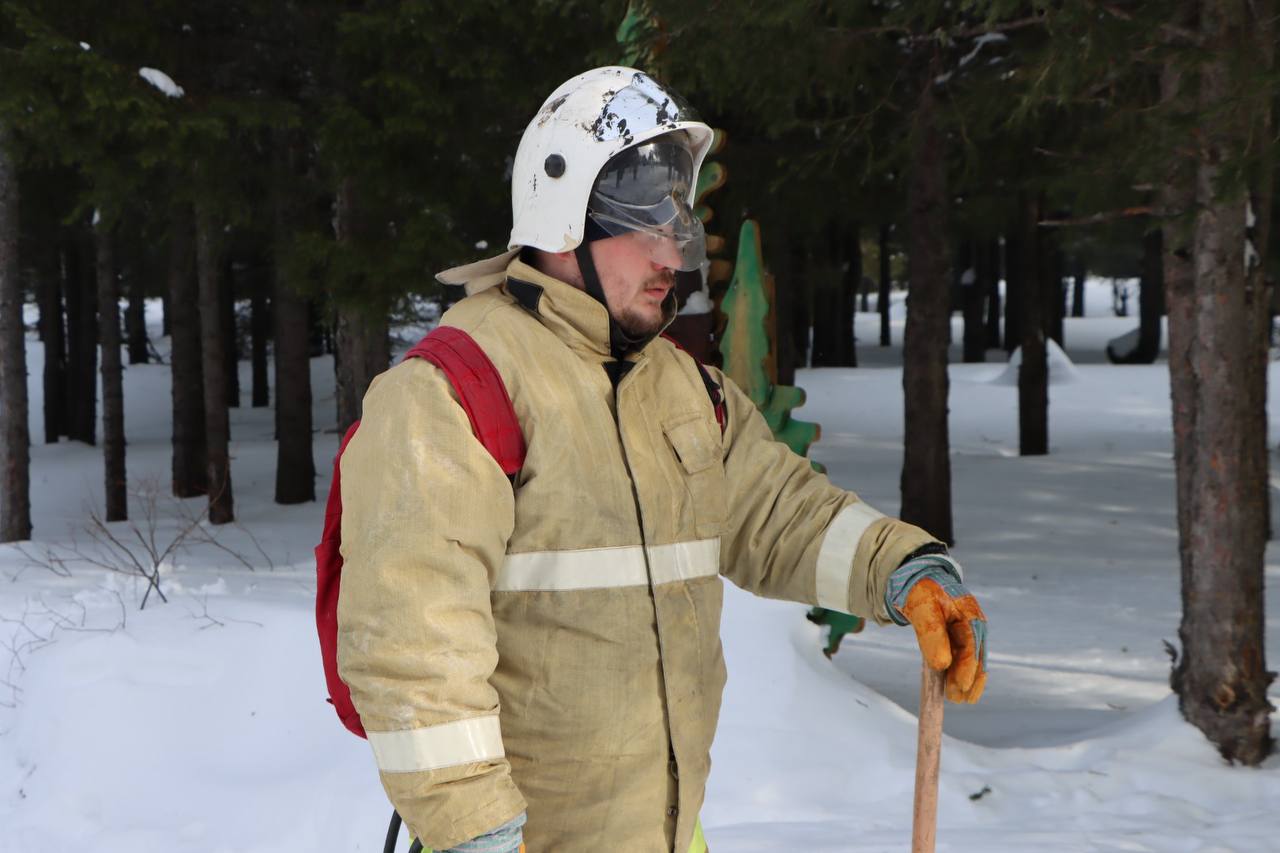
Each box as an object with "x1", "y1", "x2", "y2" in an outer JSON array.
[{"x1": 1, "y1": 279, "x2": 1277, "y2": 852}]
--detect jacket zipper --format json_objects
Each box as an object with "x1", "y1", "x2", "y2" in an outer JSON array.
[{"x1": 611, "y1": 365, "x2": 683, "y2": 808}]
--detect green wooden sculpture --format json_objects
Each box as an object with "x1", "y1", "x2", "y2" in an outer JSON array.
[
  {"x1": 617, "y1": 3, "x2": 661, "y2": 69},
  {"x1": 718, "y1": 220, "x2": 821, "y2": 461}
]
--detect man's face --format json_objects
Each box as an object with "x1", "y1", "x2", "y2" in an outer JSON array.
[{"x1": 586, "y1": 231, "x2": 680, "y2": 338}]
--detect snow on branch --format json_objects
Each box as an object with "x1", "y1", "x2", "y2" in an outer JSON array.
[
  {"x1": 960, "y1": 33, "x2": 1008, "y2": 68},
  {"x1": 138, "y1": 67, "x2": 185, "y2": 99}
]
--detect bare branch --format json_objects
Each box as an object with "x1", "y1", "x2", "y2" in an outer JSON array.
[
  {"x1": 0, "y1": 595, "x2": 125, "y2": 710},
  {"x1": 185, "y1": 593, "x2": 266, "y2": 631},
  {"x1": 10, "y1": 543, "x2": 75, "y2": 578}
]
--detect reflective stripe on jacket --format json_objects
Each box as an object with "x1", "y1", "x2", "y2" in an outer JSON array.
[{"x1": 337, "y1": 257, "x2": 940, "y2": 852}]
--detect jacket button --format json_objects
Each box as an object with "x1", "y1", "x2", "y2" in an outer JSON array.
[
  {"x1": 669, "y1": 760, "x2": 680, "y2": 779},
  {"x1": 667, "y1": 806, "x2": 679, "y2": 818}
]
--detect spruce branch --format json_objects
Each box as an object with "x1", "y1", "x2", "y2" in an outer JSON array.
[
  {"x1": 1038, "y1": 206, "x2": 1153, "y2": 227},
  {"x1": 1086, "y1": 1, "x2": 1205, "y2": 46},
  {"x1": 825, "y1": 13, "x2": 1046, "y2": 45}
]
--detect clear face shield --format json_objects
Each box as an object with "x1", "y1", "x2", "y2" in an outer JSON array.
[{"x1": 586, "y1": 137, "x2": 707, "y2": 272}]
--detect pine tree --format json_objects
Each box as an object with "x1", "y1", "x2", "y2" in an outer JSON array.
[
  {"x1": 982, "y1": 0, "x2": 1278, "y2": 764},
  {"x1": 900, "y1": 46, "x2": 954, "y2": 543},
  {"x1": 1163, "y1": 0, "x2": 1275, "y2": 765},
  {"x1": 195, "y1": 194, "x2": 234, "y2": 523}
]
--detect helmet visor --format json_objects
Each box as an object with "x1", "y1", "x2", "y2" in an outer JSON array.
[{"x1": 587, "y1": 138, "x2": 706, "y2": 272}]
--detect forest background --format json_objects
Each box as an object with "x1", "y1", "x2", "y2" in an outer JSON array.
[{"x1": 0, "y1": 0, "x2": 1275, "y2": 775}]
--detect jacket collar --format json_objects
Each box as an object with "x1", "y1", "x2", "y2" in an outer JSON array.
[
  {"x1": 502, "y1": 258, "x2": 615, "y2": 357},
  {"x1": 502, "y1": 257, "x2": 676, "y2": 361}
]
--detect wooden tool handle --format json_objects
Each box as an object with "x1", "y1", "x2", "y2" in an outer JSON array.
[{"x1": 912, "y1": 666, "x2": 946, "y2": 853}]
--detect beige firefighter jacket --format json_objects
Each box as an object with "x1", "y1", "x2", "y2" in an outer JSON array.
[{"x1": 337, "y1": 256, "x2": 941, "y2": 852}]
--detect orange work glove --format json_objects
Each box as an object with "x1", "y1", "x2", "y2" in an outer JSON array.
[{"x1": 886, "y1": 553, "x2": 988, "y2": 703}]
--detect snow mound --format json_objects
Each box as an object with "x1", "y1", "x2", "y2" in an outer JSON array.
[{"x1": 989, "y1": 338, "x2": 1079, "y2": 386}]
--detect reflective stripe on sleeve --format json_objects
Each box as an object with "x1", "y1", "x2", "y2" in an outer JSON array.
[
  {"x1": 367, "y1": 714, "x2": 505, "y2": 774},
  {"x1": 496, "y1": 538, "x2": 720, "y2": 591},
  {"x1": 814, "y1": 502, "x2": 885, "y2": 610}
]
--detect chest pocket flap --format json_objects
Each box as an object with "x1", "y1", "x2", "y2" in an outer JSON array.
[
  {"x1": 664, "y1": 414, "x2": 720, "y2": 474},
  {"x1": 663, "y1": 413, "x2": 726, "y2": 538}
]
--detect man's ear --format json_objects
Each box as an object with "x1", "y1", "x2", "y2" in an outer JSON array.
[{"x1": 526, "y1": 248, "x2": 583, "y2": 288}]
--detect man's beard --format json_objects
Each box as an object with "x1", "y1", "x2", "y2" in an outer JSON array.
[
  {"x1": 614, "y1": 273, "x2": 675, "y2": 338},
  {"x1": 616, "y1": 308, "x2": 668, "y2": 338}
]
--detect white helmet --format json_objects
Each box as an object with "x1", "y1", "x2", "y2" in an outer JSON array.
[
  {"x1": 511, "y1": 66, "x2": 713, "y2": 259},
  {"x1": 438, "y1": 66, "x2": 714, "y2": 287}
]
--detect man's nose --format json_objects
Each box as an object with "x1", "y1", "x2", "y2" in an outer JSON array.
[{"x1": 649, "y1": 236, "x2": 683, "y2": 270}]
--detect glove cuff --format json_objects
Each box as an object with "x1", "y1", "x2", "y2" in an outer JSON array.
[
  {"x1": 441, "y1": 812, "x2": 527, "y2": 853},
  {"x1": 885, "y1": 554, "x2": 965, "y2": 625}
]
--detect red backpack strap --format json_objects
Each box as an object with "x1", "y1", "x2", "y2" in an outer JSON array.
[
  {"x1": 661, "y1": 333, "x2": 727, "y2": 436},
  {"x1": 403, "y1": 326, "x2": 525, "y2": 475},
  {"x1": 315, "y1": 327, "x2": 523, "y2": 740},
  {"x1": 315, "y1": 419, "x2": 367, "y2": 738}
]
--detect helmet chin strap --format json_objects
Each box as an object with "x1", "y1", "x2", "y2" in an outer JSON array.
[{"x1": 574, "y1": 241, "x2": 648, "y2": 360}]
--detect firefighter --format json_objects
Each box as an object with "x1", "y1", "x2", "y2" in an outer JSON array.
[{"x1": 338, "y1": 66, "x2": 988, "y2": 853}]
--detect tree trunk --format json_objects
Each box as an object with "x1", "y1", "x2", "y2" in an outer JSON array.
[
  {"x1": 775, "y1": 235, "x2": 797, "y2": 387},
  {"x1": 810, "y1": 223, "x2": 848, "y2": 366},
  {"x1": 168, "y1": 205, "x2": 207, "y2": 498},
  {"x1": 161, "y1": 288, "x2": 171, "y2": 337},
  {"x1": 878, "y1": 223, "x2": 892, "y2": 347},
  {"x1": 251, "y1": 267, "x2": 270, "y2": 408},
  {"x1": 126, "y1": 266, "x2": 148, "y2": 365},
  {"x1": 65, "y1": 231, "x2": 98, "y2": 445},
  {"x1": 985, "y1": 239, "x2": 1002, "y2": 348},
  {"x1": 810, "y1": 264, "x2": 840, "y2": 366},
  {"x1": 962, "y1": 240, "x2": 987, "y2": 363},
  {"x1": 0, "y1": 123, "x2": 31, "y2": 542},
  {"x1": 195, "y1": 199, "x2": 234, "y2": 523},
  {"x1": 1047, "y1": 242, "x2": 1065, "y2": 346},
  {"x1": 899, "y1": 62, "x2": 954, "y2": 546},
  {"x1": 1071, "y1": 257, "x2": 1086, "y2": 318},
  {"x1": 1166, "y1": 0, "x2": 1274, "y2": 765},
  {"x1": 1002, "y1": 228, "x2": 1022, "y2": 354},
  {"x1": 843, "y1": 223, "x2": 860, "y2": 367},
  {"x1": 272, "y1": 132, "x2": 315, "y2": 504},
  {"x1": 95, "y1": 222, "x2": 127, "y2": 522},
  {"x1": 334, "y1": 305, "x2": 389, "y2": 436},
  {"x1": 332, "y1": 176, "x2": 390, "y2": 435},
  {"x1": 810, "y1": 222, "x2": 859, "y2": 367},
  {"x1": 37, "y1": 252, "x2": 66, "y2": 444},
  {"x1": 222, "y1": 254, "x2": 240, "y2": 408},
  {"x1": 312, "y1": 301, "x2": 331, "y2": 356},
  {"x1": 1017, "y1": 193, "x2": 1049, "y2": 456},
  {"x1": 1138, "y1": 228, "x2": 1164, "y2": 362},
  {"x1": 790, "y1": 237, "x2": 811, "y2": 368}
]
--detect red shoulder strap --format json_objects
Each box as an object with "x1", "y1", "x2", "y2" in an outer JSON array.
[{"x1": 403, "y1": 326, "x2": 525, "y2": 475}]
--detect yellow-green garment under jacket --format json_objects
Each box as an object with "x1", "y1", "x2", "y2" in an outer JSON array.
[{"x1": 337, "y1": 257, "x2": 940, "y2": 852}]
